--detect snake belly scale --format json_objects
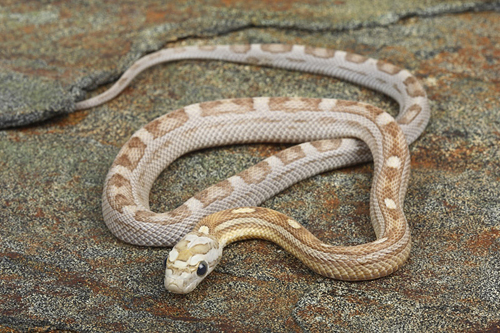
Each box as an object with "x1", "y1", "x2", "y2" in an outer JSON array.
[{"x1": 75, "y1": 44, "x2": 430, "y2": 293}]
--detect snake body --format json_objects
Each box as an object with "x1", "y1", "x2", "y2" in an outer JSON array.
[{"x1": 76, "y1": 44, "x2": 430, "y2": 293}]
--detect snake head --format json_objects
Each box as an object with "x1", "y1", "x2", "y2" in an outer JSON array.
[{"x1": 164, "y1": 229, "x2": 222, "y2": 294}]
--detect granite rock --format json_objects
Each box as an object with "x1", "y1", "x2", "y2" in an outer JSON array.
[{"x1": 1, "y1": 1, "x2": 499, "y2": 332}]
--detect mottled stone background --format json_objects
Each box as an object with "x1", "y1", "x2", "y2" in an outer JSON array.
[{"x1": 1, "y1": 1, "x2": 499, "y2": 332}]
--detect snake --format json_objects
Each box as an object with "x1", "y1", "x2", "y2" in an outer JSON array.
[{"x1": 75, "y1": 44, "x2": 430, "y2": 294}]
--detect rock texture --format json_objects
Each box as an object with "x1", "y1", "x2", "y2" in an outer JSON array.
[{"x1": 1, "y1": 1, "x2": 499, "y2": 332}]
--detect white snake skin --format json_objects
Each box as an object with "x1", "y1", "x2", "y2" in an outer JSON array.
[{"x1": 75, "y1": 44, "x2": 430, "y2": 282}]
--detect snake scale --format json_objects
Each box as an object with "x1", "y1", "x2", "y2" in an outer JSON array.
[{"x1": 75, "y1": 44, "x2": 430, "y2": 293}]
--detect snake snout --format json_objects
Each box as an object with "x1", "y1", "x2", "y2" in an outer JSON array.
[
  {"x1": 165, "y1": 276, "x2": 197, "y2": 294},
  {"x1": 165, "y1": 277, "x2": 186, "y2": 294}
]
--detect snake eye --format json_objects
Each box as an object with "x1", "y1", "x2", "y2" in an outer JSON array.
[
  {"x1": 163, "y1": 255, "x2": 168, "y2": 269},
  {"x1": 197, "y1": 261, "x2": 208, "y2": 276}
]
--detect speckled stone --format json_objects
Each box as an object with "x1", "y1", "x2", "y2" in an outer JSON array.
[
  {"x1": 1, "y1": 0, "x2": 499, "y2": 128},
  {"x1": 1, "y1": 1, "x2": 500, "y2": 332}
]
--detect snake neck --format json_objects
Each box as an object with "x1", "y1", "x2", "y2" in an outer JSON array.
[
  {"x1": 196, "y1": 206, "x2": 410, "y2": 281},
  {"x1": 199, "y1": 207, "x2": 289, "y2": 247}
]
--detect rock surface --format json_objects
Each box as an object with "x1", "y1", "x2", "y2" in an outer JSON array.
[{"x1": 1, "y1": 1, "x2": 499, "y2": 332}]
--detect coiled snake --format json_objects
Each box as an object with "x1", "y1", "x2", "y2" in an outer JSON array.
[{"x1": 76, "y1": 44, "x2": 430, "y2": 293}]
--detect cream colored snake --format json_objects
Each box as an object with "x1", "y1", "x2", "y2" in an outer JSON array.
[{"x1": 76, "y1": 44, "x2": 430, "y2": 293}]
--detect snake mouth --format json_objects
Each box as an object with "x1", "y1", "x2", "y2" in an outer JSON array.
[{"x1": 165, "y1": 276, "x2": 196, "y2": 294}]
